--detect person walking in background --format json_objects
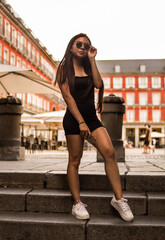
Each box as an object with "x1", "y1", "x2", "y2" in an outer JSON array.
[
  {"x1": 143, "y1": 124, "x2": 151, "y2": 154},
  {"x1": 56, "y1": 33, "x2": 134, "y2": 222},
  {"x1": 29, "y1": 134, "x2": 34, "y2": 154},
  {"x1": 152, "y1": 138, "x2": 156, "y2": 153}
]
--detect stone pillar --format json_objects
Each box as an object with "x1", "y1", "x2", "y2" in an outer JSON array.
[
  {"x1": 0, "y1": 96, "x2": 25, "y2": 161},
  {"x1": 97, "y1": 94, "x2": 125, "y2": 162}
]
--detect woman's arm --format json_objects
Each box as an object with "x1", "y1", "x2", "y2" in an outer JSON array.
[
  {"x1": 58, "y1": 79, "x2": 91, "y2": 139},
  {"x1": 88, "y1": 46, "x2": 103, "y2": 89}
]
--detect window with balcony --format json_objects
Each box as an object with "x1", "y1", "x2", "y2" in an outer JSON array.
[
  {"x1": 113, "y1": 77, "x2": 122, "y2": 89},
  {"x1": 3, "y1": 47, "x2": 9, "y2": 64},
  {"x1": 36, "y1": 52, "x2": 39, "y2": 66},
  {"x1": 139, "y1": 92, "x2": 147, "y2": 106},
  {"x1": 11, "y1": 27, "x2": 16, "y2": 46},
  {"x1": 47, "y1": 102, "x2": 50, "y2": 111},
  {"x1": 140, "y1": 65, "x2": 146, "y2": 72},
  {"x1": 152, "y1": 110, "x2": 161, "y2": 122},
  {"x1": 41, "y1": 56, "x2": 44, "y2": 71},
  {"x1": 32, "y1": 47, "x2": 35, "y2": 63},
  {"x1": 44, "y1": 60, "x2": 48, "y2": 75},
  {"x1": 152, "y1": 77, "x2": 161, "y2": 89},
  {"x1": 126, "y1": 77, "x2": 135, "y2": 88},
  {"x1": 22, "y1": 36, "x2": 26, "y2": 54},
  {"x1": 22, "y1": 94, "x2": 25, "y2": 103},
  {"x1": 28, "y1": 42, "x2": 31, "y2": 59},
  {"x1": 102, "y1": 77, "x2": 110, "y2": 89},
  {"x1": 10, "y1": 53, "x2": 15, "y2": 66},
  {"x1": 139, "y1": 110, "x2": 148, "y2": 122},
  {"x1": 17, "y1": 57, "x2": 21, "y2": 68},
  {"x1": 39, "y1": 97, "x2": 43, "y2": 109},
  {"x1": 21, "y1": 62, "x2": 26, "y2": 68},
  {"x1": 126, "y1": 110, "x2": 134, "y2": 122},
  {"x1": 27, "y1": 94, "x2": 32, "y2": 104},
  {"x1": 126, "y1": 93, "x2": 135, "y2": 105},
  {"x1": 44, "y1": 100, "x2": 47, "y2": 110},
  {"x1": 115, "y1": 65, "x2": 120, "y2": 73},
  {"x1": 17, "y1": 32, "x2": 22, "y2": 50},
  {"x1": 138, "y1": 77, "x2": 148, "y2": 88},
  {"x1": 32, "y1": 94, "x2": 38, "y2": 106},
  {"x1": 49, "y1": 66, "x2": 53, "y2": 80},
  {"x1": 0, "y1": 14, "x2": 3, "y2": 34},
  {"x1": 16, "y1": 94, "x2": 22, "y2": 100},
  {"x1": 152, "y1": 93, "x2": 160, "y2": 105},
  {"x1": 5, "y1": 20, "x2": 10, "y2": 40}
]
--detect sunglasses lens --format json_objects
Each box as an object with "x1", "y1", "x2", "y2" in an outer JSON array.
[
  {"x1": 84, "y1": 43, "x2": 90, "y2": 50},
  {"x1": 76, "y1": 42, "x2": 90, "y2": 51},
  {"x1": 76, "y1": 42, "x2": 82, "y2": 49}
]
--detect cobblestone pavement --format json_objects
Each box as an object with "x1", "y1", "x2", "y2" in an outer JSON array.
[{"x1": 0, "y1": 148, "x2": 164, "y2": 175}]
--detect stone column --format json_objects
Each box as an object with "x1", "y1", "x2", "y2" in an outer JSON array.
[
  {"x1": 97, "y1": 94, "x2": 125, "y2": 162},
  {"x1": 0, "y1": 96, "x2": 25, "y2": 160}
]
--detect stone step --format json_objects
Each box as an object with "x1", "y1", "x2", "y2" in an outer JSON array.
[
  {"x1": 87, "y1": 215, "x2": 165, "y2": 240},
  {"x1": 0, "y1": 188, "x2": 165, "y2": 216},
  {"x1": 0, "y1": 171, "x2": 165, "y2": 191},
  {"x1": 0, "y1": 211, "x2": 164, "y2": 240},
  {"x1": 0, "y1": 211, "x2": 85, "y2": 240}
]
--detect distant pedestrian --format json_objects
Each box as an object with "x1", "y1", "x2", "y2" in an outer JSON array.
[
  {"x1": 152, "y1": 138, "x2": 156, "y2": 153},
  {"x1": 123, "y1": 138, "x2": 128, "y2": 148},
  {"x1": 29, "y1": 134, "x2": 34, "y2": 154},
  {"x1": 143, "y1": 124, "x2": 151, "y2": 154},
  {"x1": 38, "y1": 135, "x2": 42, "y2": 152},
  {"x1": 56, "y1": 33, "x2": 134, "y2": 222}
]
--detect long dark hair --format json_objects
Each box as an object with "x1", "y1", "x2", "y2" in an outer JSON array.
[{"x1": 55, "y1": 33, "x2": 104, "y2": 113}]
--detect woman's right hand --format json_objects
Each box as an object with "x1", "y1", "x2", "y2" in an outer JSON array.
[{"x1": 79, "y1": 122, "x2": 91, "y2": 139}]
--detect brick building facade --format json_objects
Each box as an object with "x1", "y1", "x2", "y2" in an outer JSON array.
[
  {"x1": 0, "y1": 0, "x2": 65, "y2": 115},
  {"x1": 97, "y1": 60, "x2": 165, "y2": 147}
]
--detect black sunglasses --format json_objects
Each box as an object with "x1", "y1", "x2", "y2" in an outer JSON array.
[{"x1": 76, "y1": 41, "x2": 90, "y2": 51}]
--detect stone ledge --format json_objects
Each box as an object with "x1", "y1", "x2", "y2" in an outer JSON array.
[
  {"x1": 0, "y1": 188, "x2": 32, "y2": 211},
  {"x1": 87, "y1": 215, "x2": 165, "y2": 240},
  {"x1": 26, "y1": 189, "x2": 146, "y2": 215},
  {"x1": 148, "y1": 192, "x2": 165, "y2": 215},
  {"x1": 0, "y1": 172, "x2": 165, "y2": 191},
  {"x1": 0, "y1": 172, "x2": 45, "y2": 188},
  {"x1": 0, "y1": 211, "x2": 85, "y2": 240}
]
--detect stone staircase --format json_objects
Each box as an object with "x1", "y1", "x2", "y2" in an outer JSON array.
[{"x1": 0, "y1": 172, "x2": 165, "y2": 240}]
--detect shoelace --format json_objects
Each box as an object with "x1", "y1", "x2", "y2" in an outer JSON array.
[
  {"x1": 76, "y1": 201, "x2": 88, "y2": 212},
  {"x1": 120, "y1": 198, "x2": 131, "y2": 211}
]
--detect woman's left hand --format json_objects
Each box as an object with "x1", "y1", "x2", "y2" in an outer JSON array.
[{"x1": 88, "y1": 46, "x2": 97, "y2": 59}]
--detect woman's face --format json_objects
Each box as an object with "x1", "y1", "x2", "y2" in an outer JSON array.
[{"x1": 70, "y1": 37, "x2": 90, "y2": 59}]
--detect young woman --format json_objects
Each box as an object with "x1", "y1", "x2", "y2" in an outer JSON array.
[{"x1": 56, "y1": 33, "x2": 134, "y2": 222}]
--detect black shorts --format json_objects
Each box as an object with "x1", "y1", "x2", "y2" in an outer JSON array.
[
  {"x1": 144, "y1": 140, "x2": 149, "y2": 146},
  {"x1": 63, "y1": 113, "x2": 103, "y2": 135}
]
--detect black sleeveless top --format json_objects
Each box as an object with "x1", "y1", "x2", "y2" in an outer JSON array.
[{"x1": 63, "y1": 76, "x2": 103, "y2": 135}]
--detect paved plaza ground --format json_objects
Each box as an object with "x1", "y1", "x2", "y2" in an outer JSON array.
[{"x1": 0, "y1": 148, "x2": 164, "y2": 175}]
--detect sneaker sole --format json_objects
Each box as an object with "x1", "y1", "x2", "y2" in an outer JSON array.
[
  {"x1": 111, "y1": 200, "x2": 134, "y2": 222},
  {"x1": 72, "y1": 212, "x2": 90, "y2": 220}
]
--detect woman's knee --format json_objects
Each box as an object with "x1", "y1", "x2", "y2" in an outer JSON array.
[
  {"x1": 101, "y1": 147, "x2": 116, "y2": 161},
  {"x1": 68, "y1": 153, "x2": 82, "y2": 168}
]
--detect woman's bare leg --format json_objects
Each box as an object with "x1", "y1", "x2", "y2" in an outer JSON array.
[
  {"x1": 66, "y1": 135, "x2": 84, "y2": 205},
  {"x1": 88, "y1": 127, "x2": 123, "y2": 200}
]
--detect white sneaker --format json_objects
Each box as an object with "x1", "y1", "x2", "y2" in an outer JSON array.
[
  {"x1": 72, "y1": 201, "x2": 90, "y2": 220},
  {"x1": 111, "y1": 197, "x2": 134, "y2": 222}
]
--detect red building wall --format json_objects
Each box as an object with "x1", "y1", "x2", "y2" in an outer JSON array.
[
  {"x1": 0, "y1": 9, "x2": 63, "y2": 113},
  {"x1": 101, "y1": 74, "x2": 165, "y2": 122}
]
